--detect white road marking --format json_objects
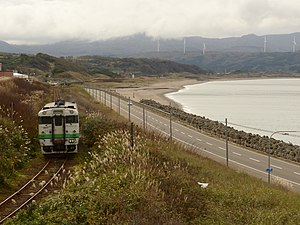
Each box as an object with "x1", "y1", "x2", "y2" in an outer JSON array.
[
  {"x1": 181, "y1": 132, "x2": 185, "y2": 135},
  {"x1": 271, "y1": 164, "x2": 282, "y2": 170},
  {"x1": 249, "y1": 158, "x2": 260, "y2": 163},
  {"x1": 196, "y1": 138, "x2": 202, "y2": 142},
  {"x1": 206, "y1": 142, "x2": 213, "y2": 146},
  {"x1": 232, "y1": 152, "x2": 241, "y2": 156},
  {"x1": 218, "y1": 147, "x2": 226, "y2": 151},
  {"x1": 175, "y1": 129, "x2": 179, "y2": 131},
  {"x1": 294, "y1": 172, "x2": 300, "y2": 176},
  {"x1": 188, "y1": 135, "x2": 193, "y2": 138}
]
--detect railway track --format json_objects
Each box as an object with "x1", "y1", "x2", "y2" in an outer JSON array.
[{"x1": 0, "y1": 158, "x2": 71, "y2": 224}]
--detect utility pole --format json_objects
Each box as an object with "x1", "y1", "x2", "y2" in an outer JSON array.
[
  {"x1": 118, "y1": 94, "x2": 121, "y2": 115},
  {"x1": 169, "y1": 103, "x2": 173, "y2": 140},
  {"x1": 110, "y1": 93, "x2": 112, "y2": 109},
  {"x1": 128, "y1": 97, "x2": 131, "y2": 122},
  {"x1": 143, "y1": 106, "x2": 145, "y2": 129},
  {"x1": 225, "y1": 118, "x2": 229, "y2": 166},
  {"x1": 130, "y1": 122, "x2": 134, "y2": 148}
]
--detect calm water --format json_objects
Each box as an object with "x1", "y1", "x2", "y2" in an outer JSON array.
[{"x1": 166, "y1": 78, "x2": 300, "y2": 145}]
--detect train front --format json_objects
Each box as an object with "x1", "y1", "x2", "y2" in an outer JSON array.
[{"x1": 38, "y1": 101, "x2": 79, "y2": 155}]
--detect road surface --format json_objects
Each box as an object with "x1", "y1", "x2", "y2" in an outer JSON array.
[{"x1": 86, "y1": 87, "x2": 300, "y2": 192}]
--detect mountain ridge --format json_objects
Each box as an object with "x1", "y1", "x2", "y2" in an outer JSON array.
[{"x1": 1, "y1": 32, "x2": 300, "y2": 56}]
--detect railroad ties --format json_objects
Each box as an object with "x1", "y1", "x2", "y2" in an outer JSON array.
[{"x1": 0, "y1": 158, "x2": 73, "y2": 223}]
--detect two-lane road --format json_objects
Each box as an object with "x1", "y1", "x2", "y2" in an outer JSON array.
[{"x1": 86, "y1": 87, "x2": 300, "y2": 192}]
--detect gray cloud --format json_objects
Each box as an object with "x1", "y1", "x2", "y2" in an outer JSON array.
[{"x1": 1, "y1": 0, "x2": 300, "y2": 44}]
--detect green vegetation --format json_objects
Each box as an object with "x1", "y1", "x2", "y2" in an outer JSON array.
[
  {"x1": 4, "y1": 91, "x2": 300, "y2": 224},
  {"x1": 76, "y1": 56, "x2": 209, "y2": 76},
  {"x1": 157, "y1": 51, "x2": 300, "y2": 74},
  {"x1": 0, "y1": 53, "x2": 87, "y2": 76},
  {"x1": 0, "y1": 79, "x2": 50, "y2": 186},
  {"x1": 0, "y1": 114, "x2": 31, "y2": 185},
  {"x1": 0, "y1": 53, "x2": 208, "y2": 83}
]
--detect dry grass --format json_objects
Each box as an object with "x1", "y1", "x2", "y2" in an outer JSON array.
[
  {"x1": 5, "y1": 85, "x2": 300, "y2": 224},
  {"x1": 8, "y1": 115, "x2": 300, "y2": 225}
]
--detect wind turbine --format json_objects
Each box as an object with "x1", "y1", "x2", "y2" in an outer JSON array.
[
  {"x1": 202, "y1": 43, "x2": 206, "y2": 55},
  {"x1": 183, "y1": 37, "x2": 186, "y2": 54},
  {"x1": 293, "y1": 36, "x2": 296, "y2": 53},
  {"x1": 263, "y1": 36, "x2": 267, "y2": 53}
]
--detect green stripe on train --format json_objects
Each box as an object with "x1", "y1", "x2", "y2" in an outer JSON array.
[{"x1": 39, "y1": 134, "x2": 80, "y2": 139}]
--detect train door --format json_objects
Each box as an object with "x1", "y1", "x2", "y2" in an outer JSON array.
[{"x1": 52, "y1": 114, "x2": 66, "y2": 150}]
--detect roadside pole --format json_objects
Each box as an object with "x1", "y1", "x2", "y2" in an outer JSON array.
[
  {"x1": 110, "y1": 93, "x2": 112, "y2": 109},
  {"x1": 143, "y1": 106, "x2": 145, "y2": 129},
  {"x1": 225, "y1": 118, "x2": 229, "y2": 166},
  {"x1": 118, "y1": 94, "x2": 121, "y2": 115},
  {"x1": 128, "y1": 97, "x2": 131, "y2": 122},
  {"x1": 169, "y1": 103, "x2": 173, "y2": 141},
  {"x1": 130, "y1": 122, "x2": 134, "y2": 148}
]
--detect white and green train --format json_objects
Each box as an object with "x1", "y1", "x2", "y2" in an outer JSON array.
[{"x1": 38, "y1": 100, "x2": 79, "y2": 154}]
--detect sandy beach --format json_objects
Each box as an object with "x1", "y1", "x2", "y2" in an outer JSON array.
[
  {"x1": 115, "y1": 79, "x2": 204, "y2": 108},
  {"x1": 113, "y1": 73, "x2": 294, "y2": 109}
]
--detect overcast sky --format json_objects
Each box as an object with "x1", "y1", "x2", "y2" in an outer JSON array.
[{"x1": 1, "y1": 0, "x2": 300, "y2": 45}]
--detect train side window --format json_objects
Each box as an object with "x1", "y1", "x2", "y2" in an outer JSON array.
[
  {"x1": 39, "y1": 116, "x2": 52, "y2": 124},
  {"x1": 66, "y1": 115, "x2": 78, "y2": 124},
  {"x1": 55, "y1": 116, "x2": 63, "y2": 126}
]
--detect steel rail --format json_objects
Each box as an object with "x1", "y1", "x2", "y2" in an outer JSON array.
[{"x1": 0, "y1": 160, "x2": 66, "y2": 224}]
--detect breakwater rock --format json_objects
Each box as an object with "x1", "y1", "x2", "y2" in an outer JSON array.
[{"x1": 140, "y1": 99, "x2": 300, "y2": 163}]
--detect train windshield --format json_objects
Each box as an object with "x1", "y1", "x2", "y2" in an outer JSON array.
[
  {"x1": 39, "y1": 116, "x2": 52, "y2": 124},
  {"x1": 55, "y1": 116, "x2": 63, "y2": 126},
  {"x1": 66, "y1": 115, "x2": 79, "y2": 124}
]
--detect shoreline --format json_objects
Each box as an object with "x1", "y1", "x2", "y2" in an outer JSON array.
[
  {"x1": 115, "y1": 76, "x2": 300, "y2": 110},
  {"x1": 115, "y1": 78, "x2": 204, "y2": 109}
]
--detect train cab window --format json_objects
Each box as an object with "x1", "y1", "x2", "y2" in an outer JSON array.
[
  {"x1": 66, "y1": 115, "x2": 79, "y2": 124},
  {"x1": 55, "y1": 116, "x2": 63, "y2": 126},
  {"x1": 39, "y1": 116, "x2": 52, "y2": 124}
]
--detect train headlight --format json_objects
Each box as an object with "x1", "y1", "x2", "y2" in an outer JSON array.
[{"x1": 69, "y1": 139, "x2": 75, "y2": 143}]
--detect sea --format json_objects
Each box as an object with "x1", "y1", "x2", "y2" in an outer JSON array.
[{"x1": 166, "y1": 78, "x2": 300, "y2": 146}]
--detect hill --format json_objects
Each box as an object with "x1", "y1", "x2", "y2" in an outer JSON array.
[
  {"x1": 0, "y1": 53, "x2": 209, "y2": 82},
  {"x1": 136, "y1": 51, "x2": 300, "y2": 73},
  {"x1": 75, "y1": 55, "x2": 209, "y2": 76},
  {"x1": 0, "y1": 53, "x2": 89, "y2": 81},
  {"x1": 1, "y1": 33, "x2": 300, "y2": 56}
]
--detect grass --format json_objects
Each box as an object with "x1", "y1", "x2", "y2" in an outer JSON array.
[
  {"x1": 6, "y1": 94, "x2": 300, "y2": 225},
  {"x1": 0, "y1": 78, "x2": 51, "y2": 187}
]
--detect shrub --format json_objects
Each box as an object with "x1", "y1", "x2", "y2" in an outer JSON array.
[
  {"x1": 0, "y1": 117, "x2": 31, "y2": 183},
  {"x1": 80, "y1": 115, "x2": 127, "y2": 148}
]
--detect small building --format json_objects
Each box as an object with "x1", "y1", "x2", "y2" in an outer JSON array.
[
  {"x1": 0, "y1": 63, "x2": 13, "y2": 77},
  {"x1": 0, "y1": 71, "x2": 13, "y2": 77}
]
